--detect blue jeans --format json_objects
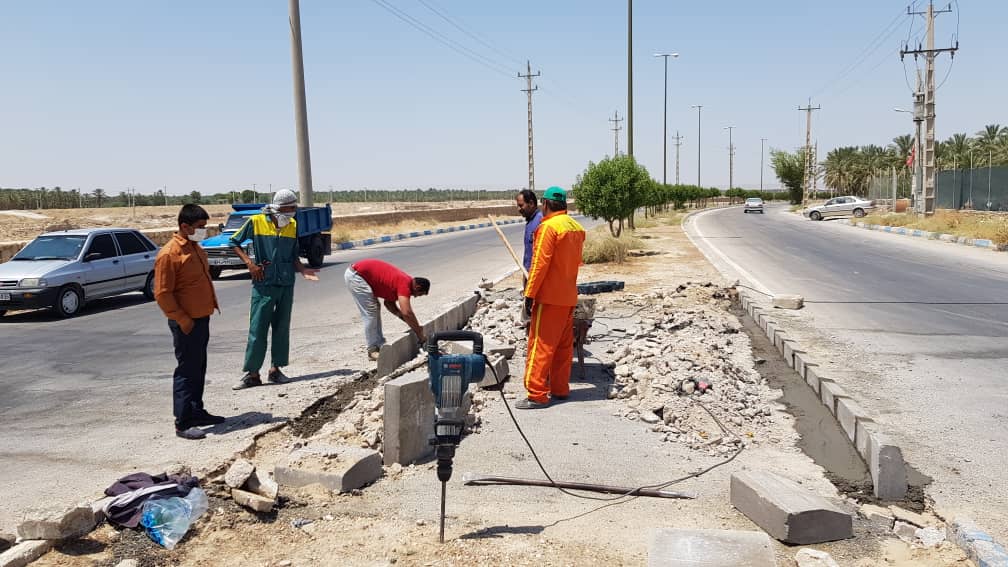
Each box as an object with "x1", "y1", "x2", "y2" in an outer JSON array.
[{"x1": 345, "y1": 268, "x2": 384, "y2": 350}]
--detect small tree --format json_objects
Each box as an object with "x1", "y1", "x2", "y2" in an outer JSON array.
[
  {"x1": 189, "y1": 190, "x2": 202, "y2": 204},
  {"x1": 573, "y1": 155, "x2": 653, "y2": 237},
  {"x1": 770, "y1": 148, "x2": 807, "y2": 204}
]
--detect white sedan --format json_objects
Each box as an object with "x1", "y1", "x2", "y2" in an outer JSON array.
[{"x1": 804, "y1": 196, "x2": 876, "y2": 221}]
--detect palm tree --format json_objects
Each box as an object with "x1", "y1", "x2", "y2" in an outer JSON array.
[
  {"x1": 974, "y1": 124, "x2": 1005, "y2": 154},
  {"x1": 944, "y1": 133, "x2": 971, "y2": 169},
  {"x1": 889, "y1": 134, "x2": 915, "y2": 171}
]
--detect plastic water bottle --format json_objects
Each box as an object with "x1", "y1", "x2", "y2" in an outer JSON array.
[{"x1": 139, "y1": 488, "x2": 209, "y2": 550}]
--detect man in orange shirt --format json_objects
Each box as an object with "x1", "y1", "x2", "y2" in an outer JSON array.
[
  {"x1": 154, "y1": 204, "x2": 224, "y2": 440},
  {"x1": 518, "y1": 186, "x2": 585, "y2": 409}
]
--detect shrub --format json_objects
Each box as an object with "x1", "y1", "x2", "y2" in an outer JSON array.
[{"x1": 582, "y1": 226, "x2": 643, "y2": 264}]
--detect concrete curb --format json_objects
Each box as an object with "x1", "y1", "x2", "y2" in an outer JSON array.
[
  {"x1": 839, "y1": 218, "x2": 1008, "y2": 252},
  {"x1": 336, "y1": 219, "x2": 522, "y2": 250},
  {"x1": 741, "y1": 292, "x2": 1008, "y2": 561}
]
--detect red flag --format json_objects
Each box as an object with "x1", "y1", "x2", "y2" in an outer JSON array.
[{"x1": 906, "y1": 144, "x2": 915, "y2": 168}]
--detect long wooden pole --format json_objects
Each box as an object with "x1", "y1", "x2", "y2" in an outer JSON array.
[{"x1": 488, "y1": 215, "x2": 528, "y2": 279}]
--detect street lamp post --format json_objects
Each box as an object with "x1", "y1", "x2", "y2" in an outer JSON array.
[
  {"x1": 653, "y1": 53, "x2": 679, "y2": 186},
  {"x1": 723, "y1": 126, "x2": 735, "y2": 191},
  {"x1": 760, "y1": 138, "x2": 767, "y2": 192},
  {"x1": 691, "y1": 105, "x2": 703, "y2": 187}
]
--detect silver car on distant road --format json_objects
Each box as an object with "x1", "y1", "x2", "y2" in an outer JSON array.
[
  {"x1": 804, "y1": 196, "x2": 876, "y2": 221},
  {"x1": 0, "y1": 228, "x2": 157, "y2": 317},
  {"x1": 743, "y1": 197, "x2": 764, "y2": 214}
]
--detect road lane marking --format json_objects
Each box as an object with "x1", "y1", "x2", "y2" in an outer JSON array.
[{"x1": 683, "y1": 209, "x2": 774, "y2": 296}]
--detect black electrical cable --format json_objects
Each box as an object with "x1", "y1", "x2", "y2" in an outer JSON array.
[{"x1": 480, "y1": 355, "x2": 746, "y2": 506}]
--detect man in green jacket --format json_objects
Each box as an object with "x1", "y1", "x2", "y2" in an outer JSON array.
[{"x1": 230, "y1": 189, "x2": 319, "y2": 390}]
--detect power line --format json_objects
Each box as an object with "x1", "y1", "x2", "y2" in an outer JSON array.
[
  {"x1": 810, "y1": 7, "x2": 909, "y2": 98},
  {"x1": 414, "y1": 0, "x2": 525, "y2": 68}
]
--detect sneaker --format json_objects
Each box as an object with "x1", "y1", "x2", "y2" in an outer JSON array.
[
  {"x1": 367, "y1": 348, "x2": 380, "y2": 361},
  {"x1": 267, "y1": 368, "x2": 289, "y2": 384},
  {"x1": 175, "y1": 426, "x2": 206, "y2": 440},
  {"x1": 514, "y1": 398, "x2": 550, "y2": 410},
  {"x1": 190, "y1": 412, "x2": 226, "y2": 426},
  {"x1": 232, "y1": 372, "x2": 262, "y2": 390}
]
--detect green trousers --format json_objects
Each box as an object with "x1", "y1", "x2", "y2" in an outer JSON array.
[{"x1": 243, "y1": 284, "x2": 294, "y2": 372}]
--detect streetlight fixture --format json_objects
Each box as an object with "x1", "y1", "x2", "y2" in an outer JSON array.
[
  {"x1": 723, "y1": 126, "x2": 735, "y2": 191},
  {"x1": 690, "y1": 104, "x2": 703, "y2": 187},
  {"x1": 653, "y1": 52, "x2": 679, "y2": 186}
]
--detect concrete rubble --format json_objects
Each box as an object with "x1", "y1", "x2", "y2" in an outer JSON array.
[
  {"x1": 274, "y1": 445, "x2": 382, "y2": 493},
  {"x1": 794, "y1": 548, "x2": 840, "y2": 567},
  {"x1": 730, "y1": 470, "x2": 853, "y2": 544},
  {"x1": 648, "y1": 528, "x2": 777, "y2": 567},
  {"x1": 17, "y1": 504, "x2": 96, "y2": 541}
]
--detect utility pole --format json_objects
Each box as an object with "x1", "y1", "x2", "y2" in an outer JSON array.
[
  {"x1": 654, "y1": 53, "x2": 678, "y2": 185},
  {"x1": 760, "y1": 138, "x2": 767, "y2": 191},
  {"x1": 288, "y1": 0, "x2": 314, "y2": 207},
  {"x1": 691, "y1": 105, "x2": 702, "y2": 187},
  {"x1": 723, "y1": 126, "x2": 735, "y2": 190},
  {"x1": 519, "y1": 60, "x2": 540, "y2": 191},
  {"x1": 609, "y1": 111, "x2": 623, "y2": 156},
  {"x1": 798, "y1": 99, "x2": 821, "y2": 207},
  {"x1": 812, "y1": 142, "x2": 819, "y2": 195},
  {"x1": 627, "y1": 0, "x2": 633, "y2": 157},
  {"x1": 672, "y1": 132, "x2": 684, "y2": 185},
  {"x1": 901, "y1": 0, "x2": 958, "y2": 215}
]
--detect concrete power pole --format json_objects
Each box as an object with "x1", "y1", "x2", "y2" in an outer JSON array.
[
  {"x1": 609, "y1": 111, "x2": 623, "y2": 156},
  {"x1": 760, "y1": 138, "x2": 767, "y2": 191},
  {"x1": 519, "y1": 61, "x2": 540, "y2": 191},
  {"x1": 672, "y1": 132, "x2": 684, "y2": 185},
  {"x1": 798, "y1": 99, "x2": 821, "y2": 207},
  {"x1": 901, "y1": 0, "x2": 957, "y2": 216},
  {"x1": 288, "y1": 0, "x2": 313, "y2": 207},
  {"x1": 812, "y1": 142, "x2": 819, "y2": 195},
  {"x1": 627, "y1": 0, "x2": 633, "y2": 157},
  {"x1": 724, "y1": 126, "x2": 735, "y2": 190}
]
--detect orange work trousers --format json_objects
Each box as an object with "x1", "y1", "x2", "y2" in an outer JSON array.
[{"x1": 524, "y1": 303, "x2": 575, "y2": 404}]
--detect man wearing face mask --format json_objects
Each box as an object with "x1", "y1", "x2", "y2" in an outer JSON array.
[
  {"x1": 154, "y1": 204, "x2": 224, "y2": 440},
  {"x1": 229, "y1": 189, "x2": 319, "y2": 390}
]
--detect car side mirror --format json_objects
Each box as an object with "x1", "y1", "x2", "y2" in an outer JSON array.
[{"x1": 84, "y1": 252, "x2": 102, "y2": 262}]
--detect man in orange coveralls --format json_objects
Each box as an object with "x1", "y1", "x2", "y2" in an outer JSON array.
[{"x1": 517, "y1": 185, "x2": 585, "y2": 409}]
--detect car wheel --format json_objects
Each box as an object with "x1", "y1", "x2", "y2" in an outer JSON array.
[
  {"x1": 0, "y1": 310, "x2": 6, "y2": 318},
  {"x1": 307, "y1": 234, "x2": 325, "y2": 268},
  {"x1": 853, "y1": 208, "x2": 865, "y2": 218},
  {"x1": 143, "y1": 272, "x2": 156, "y2": 300},
  {"x1": 743, "y1": 210, "x2": 748, "y2": 214},
  {"x1": 209, "y1": 266, "x2": 223, "y2": 279},
  {"x1": 54, "y1": 285, "x2": 83, "y2": 318},
  {"x1": 810, "y1": 211, "x2": 822, "y2": 221}
]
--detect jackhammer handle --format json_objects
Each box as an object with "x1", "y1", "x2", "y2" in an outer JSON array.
[{"x1": 427, "y1": 330, "x2": 483, "y2": 355}]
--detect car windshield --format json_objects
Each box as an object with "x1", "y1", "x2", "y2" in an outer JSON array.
[
  {"x1": 13, "y1": 235, "x2": 87, "y2": 261},
  {"x1": 746, "y1": 198, "x2": 762, "y2": 204},
  {"x1": 224, "y1": 215, "x2": 252, "y2": 231}
]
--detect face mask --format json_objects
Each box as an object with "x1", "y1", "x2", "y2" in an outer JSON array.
[
  {"x1": 188, "y1": 228, "x2": 207, "y2": 242},
  {"x1": 275, "y1": 214, "x2": 292, "y2": 228}
]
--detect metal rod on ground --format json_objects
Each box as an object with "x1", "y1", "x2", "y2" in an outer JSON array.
[
  {"x1": 487, "y1": 215, "x2": 529, "y2": 279},
  {"x1": 440, "y1": 481, "x2": 447, "y2": 543},
  {"x1": 463, "y1": 474, "x2": 694, "y2": 499}
]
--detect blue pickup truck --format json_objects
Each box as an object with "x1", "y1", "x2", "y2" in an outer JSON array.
[{"x1": 201, "y1": 203, "x2": 333, "y2": 279}]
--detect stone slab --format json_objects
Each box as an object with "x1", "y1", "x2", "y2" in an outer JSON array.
[
  {"x1": 889, "y1": 506, "x2": 934, "y2": 528},
  {"x1": 773, "y1": 294, "x2": 804, "y2": 310},
  {"x1": 224, "y1": 458, "x2": 256, "y2": 489},
  {"x1": 648, "y1": 528, "x2": 777, "y2": 567},
  {"x1": 859, "y1": 504, "x2": 895, "y2": 529},
  {"x1": 479, "y1": 353, "x2": 509, "y2": 388},
  {"x1": 866, "y1": 431, "x2": 908, "y2": 500},
  {"x1": 730, "y1": 470, "x2": 853, "y2": 544},
  {"x1": 854, "y1": 416, "x2": 877, "y2": 462},
  {"x1": 18, "y1": 503, "x2": 96, "y2": 541},
  {"x1": 794, "y1": 352, "x2": 816, "y2": 380},
  {"x1": 805, "y1": 366, "x2": 823, "y2": 394},
  {"x1": 231, "y1": 488, "x2": 275, "y2": 513},
  {"x1": 819, "y1": 380, "x2": 849, "y2": 416},
  {"x1": 782, "y1": 341, "x2": 801, "y2": 369},
  {"x1": 244, "y1": 469, "x2": 279, "y2": 500},
  {"x1": 835, "y1": 396, "x2": 868, "y2": 444},
  {"x1": 275, "y1": 445, "x2": 382, "y2": 493},
  {"x1": 0, "y1": 541, "x2": 54, "y2": 567},
  {"x1": 383, "y1": 371, "x2": 435, "y2": 466}
]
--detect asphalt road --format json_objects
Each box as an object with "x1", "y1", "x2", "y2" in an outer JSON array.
[
  {"x1": 0, "y1": 215, "x2": 597, "y2": 533},
  {"x1": 686, "y1": 204, "x2": 1008, "y2": 537}
]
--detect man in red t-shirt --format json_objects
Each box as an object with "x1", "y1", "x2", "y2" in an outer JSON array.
[{"x1": 344, "y1": 259, "x2": 430, "y2": 360}]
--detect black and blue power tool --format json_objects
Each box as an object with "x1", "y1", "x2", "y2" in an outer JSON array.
[{"x1": 426, "y1": 330, "x2": 486, "y2": 542}]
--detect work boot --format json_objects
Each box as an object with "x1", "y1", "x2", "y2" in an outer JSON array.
[
  {"x1": 175, "y1": 426, "x2": 206, "y2": 440},
  {"x1": 267, "y1": 368, "x2": 289, "y2": 384},
  {"x1": 189, "y1": 411, "x2": 227, "y2": 426},
  {"x1": 514, "y1": 398, "x2": 550, "y2": 410},
  {"x1": 367, "y1": 347, "x2": 380, "y2": 361},
  {"x1": 232, "y1": 372, "x2": 262, "y2": 390}
]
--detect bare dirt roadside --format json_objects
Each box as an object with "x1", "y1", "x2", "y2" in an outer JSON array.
[{"x1": 29, "y1": 211, "x2": 970, "y2": 567}]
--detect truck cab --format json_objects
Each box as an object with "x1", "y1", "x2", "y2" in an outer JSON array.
[{"x1": 201, "y1": 203, "x2": 333, "y2": 279}]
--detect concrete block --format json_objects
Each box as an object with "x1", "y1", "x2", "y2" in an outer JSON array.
[
  {"x1": 835, "y1": 396, "x2": 869, "y2": 444},
  {"x1": 859, "y1": 503, "x2": 895, "y2": 529},
  {"x1": 795, "y1": 548, "x2": 840, "y2": 567},
  {"x1": 244, "y1": 469, "x2": 279, "y2": 500},
  {"x1": 231, "y1": 488, "x2": 275, "y2": 513},
  {"x1": 740, "y1": 294, "x2": 751, "y2": 312},
  {"x1": 765, "y1": 319, "x2": 778, "y2": 340},
  {"x1": 854, "y1": 416, "x2": 877, "y2": 461},
  {"x1": 889, "y1": 506, "x2": 934, "y2": 528},
  {"x1": 275, "y1": 445, "x2": 383, "y2": 493},
  {"x1": 794, "y1": 352, "x2": 816, "y2": 380},
  {"x1": 805, "y1": 366, "x2": 823, "y2": 394},
  {"x1": 18, "y1": 503, "x2": 97, "y2": 540},
  {"x1": 773, "y1": 330, "x2": 788, "y2": 355},
  {"x1": 648, "y1": 528, "x2": 777, "y2": 567},
  {"x1": 0, "y1": 541, "x2": 54, "y2": 567},
  {"x1": 894, "y1": 521, "x2": 918, "y2": 542},
  {"x1": 224, "y1": 458, "x2": 256, "y2": 488},
  {"x1": 479, "y1": 353, "x2": 509, "y2": 388},
  {"x1": 782, "y1": 341, "x2": 802, "y2": 369},
  {"x1": 867, "y1": 431, "x2": 907, "y2": 500},
  {"x1": 773, "y1": 294, "x2": 804, "y2": 310},
  {"x1": 485, "y1": 341, "x2": 516, "y2": 360},
  {"x1": 730, "y1": 470, "x2": 853, "y2": 544},
  {"x1": 819, "y1": 380, "x2": 850, "y2": 416},
  {"x1": 376, "y1": 334, "x2": 419, "y2": 377},
  {"x1": 383, "y1": 371, "x2": 435, "y2": 466}
]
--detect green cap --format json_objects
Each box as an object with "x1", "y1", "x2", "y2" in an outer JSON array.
[{"x1": 543, "y1": 186, "x2": 567, "y2": 202}]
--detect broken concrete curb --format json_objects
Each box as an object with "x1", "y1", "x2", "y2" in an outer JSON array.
[
  {"x1": 730, "y1": 470, "x2": 853, "y2": 544},
  {"x1": 947, "y1": 517, "x2": 1008, "y2": 567},
  {"x1": 275, "y1": 445, "x2": 383, "y2": 493},
  {"x1": 231, "y1": 488, "x2": 275, "y2": 513},
  {"x1": 0, "y1": 541, "x2": 53, "y2": 567},
  {"x1": 648, "y1": 528, "x2": 777, "y2": 567},
  {"x1": 17, "y1": 504, "x2": 96, "y2": 541}
]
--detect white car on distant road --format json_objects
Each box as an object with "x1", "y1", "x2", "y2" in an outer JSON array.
[
  {"x1": 803, "y1": 196, "x2": 876, "y2": 221},
  {"x1": 743, "y1": 198, "x2": 764, "y2": 214}
]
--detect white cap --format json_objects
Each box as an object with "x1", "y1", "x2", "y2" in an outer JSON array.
[{"x1": 272, "y1": 189, "x2": 298, "y2": 206}]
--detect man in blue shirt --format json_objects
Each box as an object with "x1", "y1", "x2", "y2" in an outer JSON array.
[{"x1": 516, "y1": 189, "x2": 542, "y2": 283}]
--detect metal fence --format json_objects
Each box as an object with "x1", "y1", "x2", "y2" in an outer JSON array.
[{"x1": 867, "y1": 166, "x2": 1008, "y2": 211}]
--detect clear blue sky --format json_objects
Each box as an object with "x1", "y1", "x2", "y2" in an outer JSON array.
[{"x1": 0, "y1": 1, "x2": 999, "y2": 195}]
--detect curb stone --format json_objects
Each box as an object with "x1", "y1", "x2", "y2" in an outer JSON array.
[
  {"x1": 336, "y1": 219, "x2": 522, "y2": 250},
  {"x1": 837, "y1": 218, "x2": 1008, "y2": 252}
]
